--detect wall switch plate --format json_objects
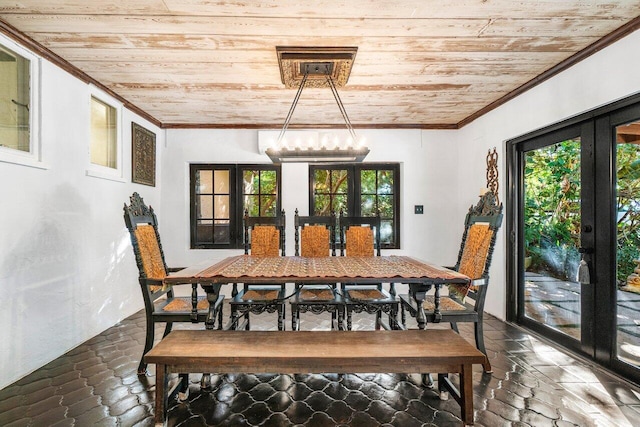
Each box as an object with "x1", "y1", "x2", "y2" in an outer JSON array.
[{"x1": 414, "y1": 205, "x2": 424, "y2": 214}]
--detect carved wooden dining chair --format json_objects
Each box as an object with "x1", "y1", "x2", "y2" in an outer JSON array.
[
  {"x1": 289, "y1": 209, "x2": 344, "y2": 330},
  {"x1": 229, "y1": 209, "x2": 287, "y2": 330},
  {"x1": 399, "y1": 191, "x2": 503, "y2": 372},
  {"x1": 339, "y1": 212, "x2": 400, "y2": 330},
  {"x1": 124, "y1": 192, "x2": 224, "y2": 375}
]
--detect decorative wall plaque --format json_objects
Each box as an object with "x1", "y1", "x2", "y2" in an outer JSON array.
[{"x1": 131, "y1": 122, "x2": 156, "y2": 186}]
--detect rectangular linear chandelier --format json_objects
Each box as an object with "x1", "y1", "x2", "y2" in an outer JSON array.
[{"x1": 265, "y1": 46, "x2": 369, "y2": 163}]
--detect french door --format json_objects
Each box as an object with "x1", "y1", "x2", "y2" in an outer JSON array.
[{"x1": 508, "y1": 98, "x2": 640, "y2": 383}]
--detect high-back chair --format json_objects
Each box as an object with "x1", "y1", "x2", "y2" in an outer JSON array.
[
  {"x1": 339, "y1": 212, "x2": 400, "y2": 330},
  {"x1": 289, "y1": 209, "x2": 344, "y2": 330},
  {"x1": 229, "y1": 209, "x2": 287, "y2": 330},
  {"x1": 399, "y1": 191, "x2": 503, "y2": 372},
  {"x1": 124, "y1": 192, "x2": 224, "y2": 375}
]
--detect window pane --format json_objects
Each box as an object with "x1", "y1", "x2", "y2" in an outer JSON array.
[
  {"x1": 243, "y1": 170, "x2": 258, "y2": 194},
  {"x1": 333, "y1": 170, "x2": 348, "y2": 193},
  {"x1": 361, "y1": 170, "x2": 376, "y2": 194},
  {"x1": 361, "y1": 195, "x2": 376, "y2": 216},
  {"x1": 333, "y1": 194, "x2": 348, "y2": 215},
  {"x1": 244, "y1": 195, "x2": 260, "y2": 217},
  {"x1": 314, "y1": 170, "x2": 329, "y2": 193},
  {"x1": 196, "y1": 219, "x2": 213, "y2": 243},
  {"x1": 314, "y1": 195, "x2": 330, "y2": 215},
  {"x1": 214, "y1": 170, "x2": 229, "y2": 193},
  {"x1": 378, "y1": 170, "x2": 394, "y2": 194},
  {"x1": 213, "y1": 219, "x2": 230, "y2": 244},
  {"x1": 261, "y1": 196, "x2": 277, "y2": 216},
  {"x1": 380, "y1": 220, "x2": 393, "y2": 244},
  {"x1": 197, "y1": 195, "x2": 213, "y2": 219},
  {"x1": 90, "y1": 96, "x2": 117, "y2": 168},
  {"x1": 378, "y1": 195, "x2": 394, "y2": 217},
  {"x1": 261, "y1": 170, "x2": 277, "y2": 194},
  {"x1": 197, "y1": 170, "x2": 213, "y2": 194},
  {"x1": 213, "y1": 195, "x2": 229, "y2": 219},
  {"x1": 0, "y1": 44, "x2": 30, "y2": 153}
]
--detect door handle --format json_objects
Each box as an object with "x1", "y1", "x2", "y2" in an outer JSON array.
[{"x1": 577, "y1": 247, "x2": 593, "y2": 284}]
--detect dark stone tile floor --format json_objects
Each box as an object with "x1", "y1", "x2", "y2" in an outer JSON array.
[{"x1": 1, "y1": 303, "x2": 640, "y2": 426}]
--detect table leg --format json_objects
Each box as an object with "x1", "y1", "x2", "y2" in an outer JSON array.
[
  {"x1": 433, "y1": 284, "x2": 442, "y2": 323},
  {"x1": 190, "y1": 284, "x2": 198, "y2": 322},
  {"x1": 410, "y1": 285, "x2": 427, "y2": 330},
  {"x1": 200, "y1": 284, "x2": 222, "y2": 330}
]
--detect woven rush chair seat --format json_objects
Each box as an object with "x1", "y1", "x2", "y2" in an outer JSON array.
[
  {"x1": 124, "y1": 192, "x2": 225, "y2": 375},
  {"x1": 339, "y1": 212, "x2": 400, "y2": 331},
  {"x1": 229, "y1": 209, "x2": 287, "y2": 331},
  {"x1": 160, "y1": 297, "x2": 210, "y2": 312},
  {"x1": 422, "y1": 296, "x2": 467, "y2": 312},
  {"x1": 347, "y1": 288, "x2": 387, "y2": 301},
  {"x1": 242, "y1": 289, "x2": 281, "y2": 301},
  {"x1": 399, "y1": 191, "x2": 503, "y2": 373},
  {"x1": 299, "y1": 288, "x2": 336, "y2": 300},
  {"x1": 290, "y1": 210, "x2": 344, "y2": 330}
]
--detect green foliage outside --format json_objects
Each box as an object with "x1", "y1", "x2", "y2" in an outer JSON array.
[
  {"x1": 243, "y1": 169, "x2": 277, "y2": 217},
  {"x1": 524, "y1": 140, "x2": 581, "y2": 281},
  {"x1": 312, "y1": 168, "x2": 396, "y2": 244},
  {"x1": 524, "y1": 139, "x2": 640, "y2": 284},
  {"x1": 616, "y1": 143, "x2": 640, "y2": 283}
]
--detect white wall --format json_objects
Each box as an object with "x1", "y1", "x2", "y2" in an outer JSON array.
[
  {"x1": 0, "y1": 54, "x2": 164, "y2": 389},
  {"x1": 456, "y1": 28, "x2": 640, "y2": 319}
]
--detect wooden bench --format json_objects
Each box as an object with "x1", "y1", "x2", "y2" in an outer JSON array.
[{"x1": 145, "y1": 329, "x2": 486, "y2": 426}]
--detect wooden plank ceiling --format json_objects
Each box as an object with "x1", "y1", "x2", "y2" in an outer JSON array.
[{"x1": 1, "y1": 1, "x2": 639, "y2": 129}]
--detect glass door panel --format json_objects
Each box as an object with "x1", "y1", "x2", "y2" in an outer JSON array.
[
  {"x1": 523, "y1": 138, "x2": 582, "y2": 340},
  {"x1": 615, "y1": 120, "x2": 640, "y2": 369}
]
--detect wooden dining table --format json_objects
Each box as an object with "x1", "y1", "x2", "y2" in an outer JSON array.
[{"x1": 164, "y1": 255, "x2": 470, "y2": 330}]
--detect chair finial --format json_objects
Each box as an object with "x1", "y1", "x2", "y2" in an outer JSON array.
[
  {"x1": 470, "y1": 191, "x2": 502, "y2": 216},
  {"x1": 127, "y1": 192, "x2": 153, "y2": 216}
]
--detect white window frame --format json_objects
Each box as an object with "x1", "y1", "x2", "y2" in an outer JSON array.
[
  {"x1": 0, "y1": 33, "x2": 43, "y2": 169},
  {"x1": 86, "y1": 84, "x2": 124, "y2": 182}
]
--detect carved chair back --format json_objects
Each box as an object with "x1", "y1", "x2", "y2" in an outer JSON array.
[
  {"x1": 123, "y1": 192, "x2": 168, "y2": 289},
  {"x1": 448, "y1": 191, "x2": 503, "y2": 302},
  {"x1": 338, "y1": 211, "x2": 382, "y2": 257},
  {"x1": 294, "y1": 209, "x2": 336, "y2": 257},
  {"x1": 243, "y1": 209, "x2": 286, "y2": 256}
]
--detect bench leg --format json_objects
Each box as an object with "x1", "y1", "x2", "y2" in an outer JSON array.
[
  {"x1": 460, "y1": 363, "x2": 474, "y2": 426},
  {"x1": 437, "y1": 368, "x2": 475, "y2": 426},
  {"x1": 155, "y1": 364, "x2": 167, "y2": 426}
]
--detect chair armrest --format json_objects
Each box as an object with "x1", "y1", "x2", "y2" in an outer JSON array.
[
  {"x1": 470, "y1": 277, "x2": 488, "y2": 287},
  {"x1": 142, "y1": 278, "x2": 164, "y2": 286}
]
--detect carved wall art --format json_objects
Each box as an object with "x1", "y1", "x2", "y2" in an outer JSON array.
[
  {"x1": 486, "y1": 147, "x2": 499, "y2": 205},
  {"x1": 131, "y1": 122, "x2": 156, "y2": 187}
]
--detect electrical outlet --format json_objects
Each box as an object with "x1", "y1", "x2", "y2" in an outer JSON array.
[{"x1": 414, "y1": 205, "x2": 424, "y2": 214}]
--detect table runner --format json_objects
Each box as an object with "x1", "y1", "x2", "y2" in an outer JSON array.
[{"x1": 196, "y1": 255, "x2": 469, "y2": 283}]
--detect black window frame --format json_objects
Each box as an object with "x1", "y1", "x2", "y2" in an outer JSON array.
[
  {"x1": 190, "y1": 163, "x2": 281, "y2": 249},
  {"x1": 309, "y1": 163, "x2": 401, "y2": 249}
]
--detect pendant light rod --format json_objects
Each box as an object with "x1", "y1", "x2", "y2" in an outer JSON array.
[
  {"x1": 276, "y1": 73, "x2": 309, "y2": 145},
  {"x1": 326, "y1": 74, "x2": 357, "y2": 141}
]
